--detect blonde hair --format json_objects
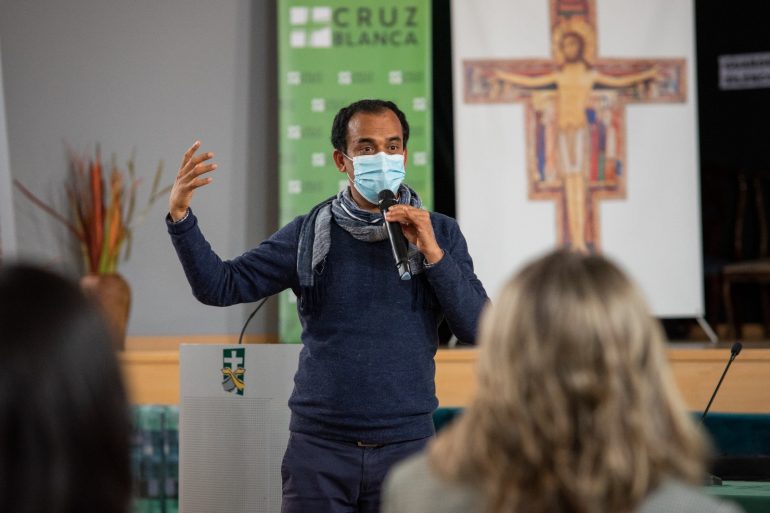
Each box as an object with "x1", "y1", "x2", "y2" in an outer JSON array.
[{"x1": 429, "y1": 250, "x2": 706, "y2": 513}]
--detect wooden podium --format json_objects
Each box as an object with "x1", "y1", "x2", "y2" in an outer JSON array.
[{"x1": 121, "y1": 345, "x2": 770, "y2": 412}]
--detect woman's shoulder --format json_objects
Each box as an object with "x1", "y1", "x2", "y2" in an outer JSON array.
[
  {"x1": 637, "y1": 480, "x2": 744, "y2": 513},
  {"x1": 382, "y1": 452, "x2": 483, "y2": 513}
]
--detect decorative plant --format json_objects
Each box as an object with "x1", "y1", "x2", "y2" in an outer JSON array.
[{"x1": 14, "y1": 146, "x2": 169, "y2": 274}]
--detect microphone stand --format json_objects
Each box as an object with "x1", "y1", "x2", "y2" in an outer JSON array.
[{"x1": 700, "y1": 342, "x2": 742, "y2": 486}]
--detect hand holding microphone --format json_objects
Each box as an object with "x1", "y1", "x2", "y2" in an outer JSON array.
[
  {"x1": 379, "y1": 190, "x2": 444, "y2": 267},
  {"x1": 378, "y1": 190, "x2": 412, "y2": 280}
]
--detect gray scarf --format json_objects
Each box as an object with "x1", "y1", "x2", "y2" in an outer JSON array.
[{"x1": 297, "y1": 184, "x2": 424, "y2": 311}]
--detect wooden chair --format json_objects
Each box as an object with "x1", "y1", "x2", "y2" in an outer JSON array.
[{"x1": 722, "y1": 171, "x2": 770, "y2": 340}]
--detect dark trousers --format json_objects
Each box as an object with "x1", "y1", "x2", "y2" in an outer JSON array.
[{"x1": 281, "y1": 431, "x2": 430, "y2": 513}]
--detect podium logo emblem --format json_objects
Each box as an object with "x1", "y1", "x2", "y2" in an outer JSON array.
[{"x1": 222, "y1": 348, "x2": 246, "y2": 396}]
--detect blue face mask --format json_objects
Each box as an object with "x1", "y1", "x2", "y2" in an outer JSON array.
[{"x1": 344, "y1": 152, "x2": 406, "y2": 204}]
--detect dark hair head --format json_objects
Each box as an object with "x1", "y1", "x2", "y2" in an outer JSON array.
[
  {"x1": 330, "y1": 99, "x2": 410, "y2": 153},
  {"x1": 0, "y1": 264, "x2": 131, "y2": 513}
]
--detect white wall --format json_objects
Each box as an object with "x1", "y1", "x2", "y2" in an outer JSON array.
[
  {"x1": 0, "y1": 0, "x2": 279, "y2": 336},
  {"x1": 0, "y1": 40, "x2": 17, "y2": 259}
]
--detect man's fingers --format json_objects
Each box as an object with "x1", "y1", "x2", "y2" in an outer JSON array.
[
  {"x1": 178, "y1": 163, "x2": 217, "y2": 188},
  {"x1": 177, "y1": 143, "x2": 204, "y2": 178},
  {"x1": 186, "y1": 151, "x2": 214, "y2": 170},
  {"x1": 190, "y1": 163, "x2": 217, "y2": 182},
  {"x1": 169, "y1": 142, "x2": 216, "y2": 216},
  {"x1": 176, "y1": 173, "x2": 213, "y2": 195},
  {"x1": 180, "y1": 141, "x2": 201, "y2": 167},
  {"x1": 180, "y1": 151, "x2": 215, "y2": 177},
  {"x1": 190, "y1": 162, "x2": 217, "y2": 177},
  {"x1": 384, "y1": 210, "x2": 409, "y2": 224},
  {"x1": 385, "y1": 205, "x2": 426, "y2": 225},
  {"x1": 190, "y1": 176, "x2": 213, "y2": 189}
]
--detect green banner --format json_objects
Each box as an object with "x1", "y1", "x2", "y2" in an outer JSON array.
[{"x1": 277, "y1": 1, "x2": 433, "y2": 343}]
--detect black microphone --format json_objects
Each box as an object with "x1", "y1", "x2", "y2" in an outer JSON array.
[
  {"x1": 377, "y1": 189, "x2": 412, "y2": 281},
  {"x1": 701, "y1": 342, "x2": 742, "y2": 423}
]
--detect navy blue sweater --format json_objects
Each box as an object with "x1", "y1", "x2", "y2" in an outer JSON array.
[{"x1": 167, "y1": 208, "x2": 488, "y2": 443}]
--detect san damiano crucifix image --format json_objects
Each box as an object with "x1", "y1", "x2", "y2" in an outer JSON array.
[{"x1": 464, "y1": 0, "x2": 686, "y2": 252}]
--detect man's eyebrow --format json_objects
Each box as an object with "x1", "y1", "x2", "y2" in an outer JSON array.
[{"x1": 352, "y1": 135, "x2": 403, "y2": 145}]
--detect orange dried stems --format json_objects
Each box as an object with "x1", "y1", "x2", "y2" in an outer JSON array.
[{"x1": 14, "y1": 146, "x2": 168, "y2": 275}]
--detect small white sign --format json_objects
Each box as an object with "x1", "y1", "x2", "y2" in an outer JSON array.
[
  {"x1": 389, "y1": 70, "x2": 403, "y2": 85},
  {"x1": 287, "y1": 126, "x2": 302, "y2": 140},
  {"x1": 288, "y1": 180, "x2": 302, "y2": 195},
  {"x1": 338, "y1": 71, "x2": 352, "y2": 85},
  {"x1": 311, "y1": 153, "x2": 325, "y2": 167},
  {"x1": 310, "y1": 28, "x2": 332, "y2": 48},
  {"x1": 719, "y1": 52, "x2": 770, "y2": 91},
  {"x1": 289, "y1": 7, "x2": 309, "y2": 25},
  {"x1": 290, "y1": 30, "x2": 307, "y2": 48},
  {"x1": 287, "y1": 71, "x2": 301, "y2": 85},
  {"x1": 312, "y1": 7, "x2": 332, "y2": 23},
  {"x1": 310, "y1": 98, "x2": 326, "y2": 112}
]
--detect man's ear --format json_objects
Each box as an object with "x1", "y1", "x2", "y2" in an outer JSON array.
[
  {"x1": 333, "y1": 149, "x2": 347, "y2": 172},
  {"x1": 402, "y1": 148, "x2": 409, "y2": 168}
]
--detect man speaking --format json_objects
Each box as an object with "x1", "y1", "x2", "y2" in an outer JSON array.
[{"x1": 166, "y1": 99, "x2": 488, "y2": 513}]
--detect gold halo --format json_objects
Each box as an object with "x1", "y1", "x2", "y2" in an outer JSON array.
[{"x1": 552, "y1": 17, "x2": 597, "y2": 65}]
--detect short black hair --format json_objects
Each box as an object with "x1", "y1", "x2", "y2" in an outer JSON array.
[
  {"x1": 330, "y1": 99, "x2": 410, "y2": 153},
  {"x1": 0, "y1": 265, "x2": 131, "y2": 513}
]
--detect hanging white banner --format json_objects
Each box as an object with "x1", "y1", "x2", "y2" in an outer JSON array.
[{"x1": 452, "y1": 0, "x2": 702, "y2": 317}]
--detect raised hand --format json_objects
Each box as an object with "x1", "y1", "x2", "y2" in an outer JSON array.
[{"x1": 168, "y1": 141, "x2": 217, "y2": 221}]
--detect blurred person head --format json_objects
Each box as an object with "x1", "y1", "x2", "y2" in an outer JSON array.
[
  {"x1": 430, "y1": 250, "x2": 706, "y2": 513},
  {"x1": 0, "y1": 264, "x2": 131, "y2": 513}
]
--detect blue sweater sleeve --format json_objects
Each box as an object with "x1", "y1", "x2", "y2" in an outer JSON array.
[
  {"x1": 166, "y1": 209, "x2": 301, "y2": 306},
  {"x1": 424, "y1": 215, "x2": 489, "y2": 344}
]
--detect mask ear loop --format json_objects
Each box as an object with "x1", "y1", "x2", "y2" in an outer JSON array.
[
  {"x1": 339, "y1": 152, "x2": 361, "y2": 199},
  {"x1": 340, "y1": 152, "x2": 355, "y2": 188}
]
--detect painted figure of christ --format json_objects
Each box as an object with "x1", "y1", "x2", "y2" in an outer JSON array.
[
  {"x1": 463, "y1": 0, "x2": 686, "y2": 252},
  {"x1": 492, "y1": 29, "x2": 659, "y2": 251}
]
